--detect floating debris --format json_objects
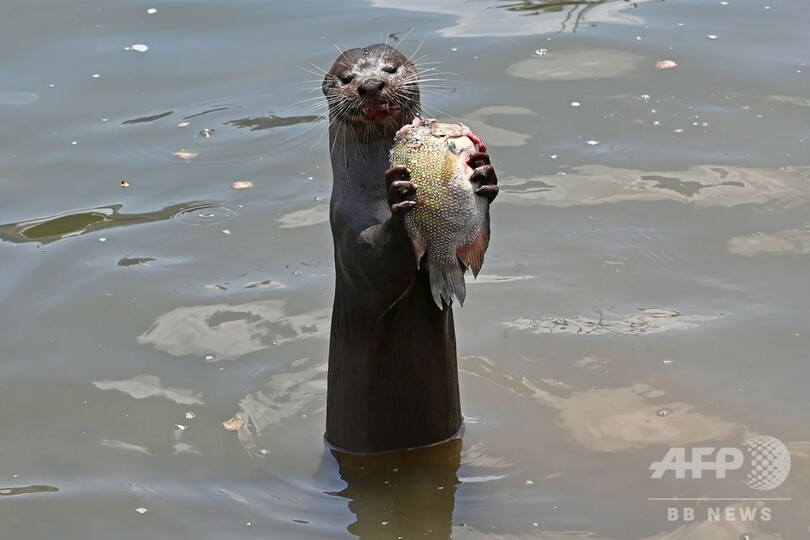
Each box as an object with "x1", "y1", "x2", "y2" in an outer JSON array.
[
  {"x1": 223, "y1": 415, "x2": 247, "y2": 431},
  {"x1": 175, "y1": 424, "x2": 187, "y2": 431},
  {"x1": 656, "y1": 408, "x2": 673, "y2": 418},
  {"x1": 135, "y1": 507, "x2": 149, "y2": 515},
  {"x1": 177, "y1": 122, "x2": 190, "y2": 128},
  {"x1": 571, "y1": 101, "x2": 581, "y2": 107},
  {"x1": 231, "y1": 181, "x2": 253, "y2": 190},
  {"x1": 707, "y1": 34, "x2": 718, "y2": 40},
  {"x1": 173, "y1": 150, "x2": 198, "y2": 161},
  {"x1": 662, "y1": 359, "x2": 674, "y2": 367},
  {"x1": 198, "y1": 128, "x2": 215, "y2": 138},
  {"x1": 147, "y1": 8, "x2": 157, "y2": 14},
  {"x1": 534, "y1": 48, "x2": 548, "y2": 56},
  {"x1": 124, "y1": 44, "x2": 149, "y2": 53},
  {"x1": 586, "y1": 140, "x2": 599, "y2": 146},
  {"x1": 184, "y1": 412, "x2": 196, "y2": 420},
  {"x1": 120, "y1": 180, "x2": 131, "y2": 188},
  {"x1": 655, "y1": 59, "x2": 677, "y2": 69}
]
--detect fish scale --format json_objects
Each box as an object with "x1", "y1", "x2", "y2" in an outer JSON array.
[{"x1": 390, "y1": 118, "x2": 491, "y2": 309}]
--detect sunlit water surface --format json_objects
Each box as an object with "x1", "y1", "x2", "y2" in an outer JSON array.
[{"x1": 1, "y1": 0, "x2": 809, "y2": 538}]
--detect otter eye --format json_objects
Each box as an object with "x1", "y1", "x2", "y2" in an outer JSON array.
[
  {"x1": 382, "y1": 65, "x2": 398, "y2": 74},
  {"x1": 339, "y1": 74, "x2": 355, "y2": 85}
]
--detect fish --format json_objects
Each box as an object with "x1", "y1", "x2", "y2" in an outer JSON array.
[{"x1": 389, "y1": 117, "x2": 491, "y2": 309}]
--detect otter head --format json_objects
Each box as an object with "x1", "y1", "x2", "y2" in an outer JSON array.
[{"x1": 322, "y1": 44, "x2": 421, "y2": 142}]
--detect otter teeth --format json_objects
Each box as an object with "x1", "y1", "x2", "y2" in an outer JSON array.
[{"x1": 361, "y1": 102, "x2": 400, "y2": 118}]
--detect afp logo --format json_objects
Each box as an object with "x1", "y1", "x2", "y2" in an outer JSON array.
[{"x1": 650, "y1": 436, "x2": 791, "y2": 490}]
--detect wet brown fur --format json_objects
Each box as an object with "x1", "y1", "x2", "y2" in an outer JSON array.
[{"x1": 322, "y1": 44, "x2": 462, "y2": 452}]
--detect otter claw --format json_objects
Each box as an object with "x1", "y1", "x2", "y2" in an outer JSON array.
[
  {"x1": 385, "y1": 166, "x2": 411, "y2": 187},
  {"x1": 468, "y1": 153, "x2": 498, "y2": 203},
  {"x1": 386, "y1": 166, "x2": 417, "y2": 217},
  {"x1": 468, "y1": 152, "x2": 491, "y2": 169}
]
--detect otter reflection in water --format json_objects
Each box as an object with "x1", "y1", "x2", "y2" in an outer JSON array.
[
  {"x1": 321, "y1": 43, "x2": 498, "y2": 453},
  {"x1": 328, "y1": 439, "x2": 462, "y2": 538}
]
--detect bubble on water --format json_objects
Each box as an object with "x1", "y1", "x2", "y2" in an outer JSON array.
[
  {"x1": 739, "y1": 534, "x2": 754, "y2": 540},
  {"x1": 147, "y1": 8, "x2": 157, "y2": 14},
  {"x1": 656, "y1": 408, "x2": 673, "y2": 417},
  {"x1": 662, "y1": 359, "x2": 674, "y2": 367},
  {"x1": 586, "y1": 140, "x2": 599, "y2": 146},
  {"x1": 198, "y1": 128, "x2": 215, "y2": 138},
  {"x1": 204, "y1": 354, "x2": 216, "y2": 362},
  {"x1": 571, "y1": 101, "x2": 581, "y2": 107},
  {"x1": 124, "y1": 44, "x2": 149, "y2": 53},
  {"x1": 534, "y1": 49, "x2": 548, "y2": 56},
  {"x1": 707, "y1": 34, "x2": 718, "y2": 40},
  {"x1": 258, "y1": 448, "x2": 269, "y2": 456},
  {"x1": 175, "y1": 424, "x2": 187, "y2": 431},
  {"x1": 244, "y1": 521, "x2": 254, "y2": 527},
  {"x1": 185, "y1": 412, "x2": 196, "y2": 420},
  {"x1": 524, "y1": 480, "x2": 534, "y2": 485},
  {"x1": 92, "y1": 73, "x2": 100, "y2": 78},
  {"x1": 291, "y1": 271, "x2": 302, "y2": 276},
  {"x1": 135, "y1": 507, "x2": 149, "y2": 514}
]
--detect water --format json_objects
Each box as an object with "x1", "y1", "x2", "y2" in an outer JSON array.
[{"x1": 1, "y1": 0, "x2": 809, "y2": 538}]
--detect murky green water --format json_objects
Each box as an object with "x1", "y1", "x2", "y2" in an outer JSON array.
[{"x1": 1, "y1": 0, "x2": 808, "y2": 538}]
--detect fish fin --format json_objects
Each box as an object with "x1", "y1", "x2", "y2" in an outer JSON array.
[
  {"x1": 411, "y1": 238, "x2": 427, "y2": 269},
  {"x1": 456, "y1": 213, "x2": 490, "y2": 278},
  {"x1": 428, "y1": 255, "x2": 467, "y2": 310}
]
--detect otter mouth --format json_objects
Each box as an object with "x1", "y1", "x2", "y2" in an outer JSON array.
[{"x1": 361, "y1": 101, "x2": 401, "y2": 121}]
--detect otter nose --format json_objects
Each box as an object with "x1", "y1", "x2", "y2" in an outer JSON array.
[{"x1": 358, "y1": 79, "x2": 385, "y2": 98}]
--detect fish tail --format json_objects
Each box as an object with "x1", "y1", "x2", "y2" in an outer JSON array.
[{"x1": 428, "y1": 254, "x2": 467, "y2": 310}]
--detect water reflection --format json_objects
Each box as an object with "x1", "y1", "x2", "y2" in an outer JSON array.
[
  {"x1": 372, "y1": 0, "x2": 654, "y2": 36},
  {"x1": 728, "y1": 228, "x2": 810, "y2": 257},
  {"x1": 500, "y1": 164, "x2": 810, "y2": 207},
  {"x1": 329, "y1": 440, "x2": 462, "y2": 539},
  {"x1": 508, "y1": 49, "x2": 645, "y2": 81},
  {"x1": 137, "y1": 300, "x2": 330, "y2": 360},
  {"x1": 0, "y1": 485, "x2": 59, "y2": 497},
  {"x1": 506, "y1": 308, "x2": 721, "y2": 336},
  {"x1": 226, "y1": 114, "x2": 322, "y2": 132},
  {"x1": 0, "y1": 201, "x2": 228, "y2": 245},
  {"x1": 93, "y1": 374, "x2": 205, "y2": 405},
  {"x1": 461, "y1": 356, "x2": 739, "y2": 452}
]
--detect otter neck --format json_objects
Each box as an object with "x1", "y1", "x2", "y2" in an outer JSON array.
[{"x1": 328, "y1": 113, "x2": 417, "y2": 223}]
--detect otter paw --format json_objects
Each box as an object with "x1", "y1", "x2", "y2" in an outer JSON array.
[
  {"x1": 385, "y1": 167, "x2": 417, "y2": 217},
  {"x1": 468, "y1": 152, "x2": 499, "y2": 203}
]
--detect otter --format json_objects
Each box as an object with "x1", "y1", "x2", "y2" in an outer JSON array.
[{"x1": 322, "y1": 43, "x2": 497, "y2": 453}]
